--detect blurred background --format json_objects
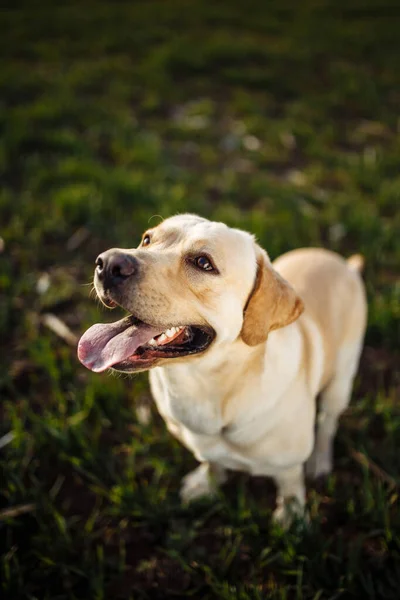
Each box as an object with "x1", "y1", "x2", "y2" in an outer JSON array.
[{"x1": 1, "y1": 1, "x2": 399, "y2": 598}]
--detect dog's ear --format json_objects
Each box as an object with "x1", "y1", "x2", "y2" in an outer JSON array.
[{"x1": 241, "y1": 247, "x2": 304, "y2": 346}]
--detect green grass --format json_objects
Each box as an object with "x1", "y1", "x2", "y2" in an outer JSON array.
[{"x1": 1, "y1": 0, "x2": 400, "y2": 597}]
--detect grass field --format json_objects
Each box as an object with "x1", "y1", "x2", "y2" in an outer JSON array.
[{"x1": 1, "y1": 0, "x2": 400, "y2": 598}]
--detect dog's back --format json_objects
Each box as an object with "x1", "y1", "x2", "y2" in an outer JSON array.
[{"x1": 273, "y1": 248, "x2": 367, "y2": 389}]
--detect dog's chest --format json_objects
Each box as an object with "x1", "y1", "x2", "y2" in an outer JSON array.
[{"x1": 150, "y1": 369, "x2": 224, "y2": 435}]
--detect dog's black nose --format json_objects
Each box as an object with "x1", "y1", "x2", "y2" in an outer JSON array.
[{"x1": 95, "y1": 250, "x2": 137, "y2": 289}]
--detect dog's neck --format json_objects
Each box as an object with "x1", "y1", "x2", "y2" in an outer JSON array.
[{"x1": 155, "y1": 321, "x2": 304, "y2": 425}]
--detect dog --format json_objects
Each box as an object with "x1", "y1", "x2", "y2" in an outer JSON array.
[{"x1": 78, "y1": 214, "x2": 367, "y2": 525}]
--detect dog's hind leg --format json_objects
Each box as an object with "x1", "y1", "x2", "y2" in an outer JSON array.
[
  {"x1": 180, "y1": 462, "x2": 228, "y2": 504},
  {"x1": 306, "y1": 340, "x2": 363, "y2": 479}
]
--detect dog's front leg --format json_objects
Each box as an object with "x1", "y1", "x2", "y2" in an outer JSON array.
[
  {"x1": 272, "y1": 465, "x2": 306, "y2": 528},
  {"x1": 180, "y1": 462, "x2": 228, "y2": 504}
]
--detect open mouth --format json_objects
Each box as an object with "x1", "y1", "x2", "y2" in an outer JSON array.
[{"x1": 77, "y1": 315, "x2": 215, "y2": 373}]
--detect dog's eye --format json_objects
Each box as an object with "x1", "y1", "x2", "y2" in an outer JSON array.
[
  {"x1": 194, "y1": 255, "x2": 214, "y2": 272},
  {"x1": 142, "y1": 234, "x2": 151, "y2": 246}
]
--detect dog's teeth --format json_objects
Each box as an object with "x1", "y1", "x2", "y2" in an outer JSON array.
[{"x1": 152, "y1": 326, "x2": 185, "y2": 345}]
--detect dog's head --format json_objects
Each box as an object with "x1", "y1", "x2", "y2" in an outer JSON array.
[{"x1": 78, "y1": 214, "x2": 303, "y2": 373}]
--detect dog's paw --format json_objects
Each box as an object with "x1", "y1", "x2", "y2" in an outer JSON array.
[
  {"x1": 305, "y1": 449, "x2": 332, "y2": 480},
  {"x1": 180, "y1": 464, "x2": 219, "y2": 504},
  {"x1": 272, "y1": 499, "x2": 308, "y2": 529}
]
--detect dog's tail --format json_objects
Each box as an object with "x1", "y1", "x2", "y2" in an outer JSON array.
[{"x1": 347, "y1": 253, "x2": 365, "y2": 273}]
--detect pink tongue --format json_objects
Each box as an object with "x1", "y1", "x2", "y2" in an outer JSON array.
[{"x1": 77, "y1": 317, "x2": 161, "y2": 372}]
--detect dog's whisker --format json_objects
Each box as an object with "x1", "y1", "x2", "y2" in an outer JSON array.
[{"x1": 148, "y1": 214, "x2": 164, "y2": 225}]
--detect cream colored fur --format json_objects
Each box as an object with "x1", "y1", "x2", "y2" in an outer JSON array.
[{"x1": 118, "y1": 215, "x2": 367, "y2": 524}]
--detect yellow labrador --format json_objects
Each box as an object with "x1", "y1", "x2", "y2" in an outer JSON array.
[{"x1": 78, "y1": 214, "x2": 367, "y2": 524}]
